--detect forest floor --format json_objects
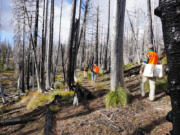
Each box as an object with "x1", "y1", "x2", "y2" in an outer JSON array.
[{"x1": 0, "y1": 70, "x2": 172, "y2": 135}]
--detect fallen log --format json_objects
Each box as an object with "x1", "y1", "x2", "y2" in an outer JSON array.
[
  {"x1": 98, "y1": 119, "x2": 123, "y2": 132},
  {"x1": 124, "y1": 65, "x2": 141, "y2": 77},
  {"x1": 0, "y1": 107, "x2": 46, "y2": 127},
  {"x1": 72, "y1": 83, "x2": 94, "y2": 108}
]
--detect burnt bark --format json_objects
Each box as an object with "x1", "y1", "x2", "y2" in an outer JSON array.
[
  {"x1": 53, "y1": 0, "x2": 63, "y2": 83},
  {"x1": 95, "y1": 6, "x2": 99, "y2": 65},
  {"x1": 155, "y1": 1, "x2": 180, "y2": 134},
  {"x1": 104, "y1": 0, "x2": 110, "y2": 70},
  {"x1": 147, "y1": 0, "x2": 154, "y2": 45},
  {"x1": 111, "y1": 0, "x2": 126, "y2": 90},
  {"x1": 46, "y1": 0, "x2": 54, "y2": 90},
  {"x1": 41, "y1": 0, "x2": 48, "y2": 90},
  {"x1": 21, "y1": 4, "x2": 26, "y2": 93},
  {"x1": 66, "y1": 0, "x2": 77, "y2": 88},
  {"x1": 0, "y1": 107, "x2": 46, "y2": 127}
]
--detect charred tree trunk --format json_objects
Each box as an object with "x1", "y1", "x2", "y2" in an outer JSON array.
[
  {"x1": 73, "y1": 0, "x2": 82, "y2": 70},
  {"x1": 147, "y1": 0, "x2": 154, "y2": 45},
  {"x1": 24, "y1": 3, "x2": 42, "y2": 92},
  {"x1": 21, "y1": 4, "x2": 26, "y2": 93},
  {"x1": 81, "y1": 27, "x2": 86, "y2": 66},
  {"x1": 95, "y1": 6, "x2": 99, "y2": 65},
  {"x1": 111, "y1": 0, "x2": 126, "y2": 91},
  {"x1": 155, "y1": 1, "x2": 180, "y2": 135},
  {"x1": 26, "y1": 16, "x2": 32, "y2": 90},
  {"x1": 53, "y1": 0, "x2": 63, "y2": 83},
  {"x1": 34, "y1": 0, "x2": 39, "y2": 49},
  {"x1": 60, "y1": 43, "x2": 66, "y2": 84},
  {"x1": 46, "y1": 0, "x2": 54, "y2": 90},
  {"x1": 41, "y1": 0, "x2": 48, "y2": 90},
  {"x1": 66, "y1": 0, "x2": 77, "y2": 89},
  {"x1": 104, "y1": 0, "x2": 110, "y2": 70},
  {"x1": 79, "y1": 0, "x2": 90, "y2": 67},
  {"x1": 33, "y1": 0, "x2": 42, "y2": 92}
]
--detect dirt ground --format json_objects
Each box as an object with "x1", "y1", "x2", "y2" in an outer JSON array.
[{"x1": 0, "y1": 71, "x2": 172, "y2": 135}]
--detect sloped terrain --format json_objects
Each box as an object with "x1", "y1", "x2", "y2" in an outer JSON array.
[{"x1": 0, "y1": 71, "x2": 172, "y2": 135}]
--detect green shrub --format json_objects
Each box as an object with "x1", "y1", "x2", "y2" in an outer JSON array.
[
  {"x1": 0, "y1": 62, "x2": 4, "y2": 72},
  {"x1": 97, "y1": 70, "x2": 104, "y2": 77},
  {"x1": 102, "y1": 77, "x2": 110, "y2": 82},
  {"x1": 156, "y1": 76, "x2": 168, "y2": 90},
  {"x1": 25, "y1": 89, "x2": 29, "y2": 93},
  {"x1": 87, "y1": 71, "x2": 92, "y2": 80},
  {"x1": 105, "y1": 87, "x2": 128, "y2": 109},
  {"x1": 124, "y1": 62, "x2": 138, "y2": 69},
  {"x1": 162, "y1": 57, "x2": 167, "y2": 65},
  {"x1": 54, "y1": 82, "x2": 64, "y2": 89}
]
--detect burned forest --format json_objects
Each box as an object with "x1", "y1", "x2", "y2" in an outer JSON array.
[{"x1": 0, "y1": 0, "x2": 180, "y2": 135}]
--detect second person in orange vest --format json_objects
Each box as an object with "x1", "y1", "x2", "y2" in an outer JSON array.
[{"x1": 91, "y1": 64, "x2": 99, "y2": 82}]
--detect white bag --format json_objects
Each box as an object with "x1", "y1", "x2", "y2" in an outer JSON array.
[
  {"x1": 154, "y1": 65, "x2": 163, "y2": 78},
  {"x1": 143, "y1": 64, "x2": 163, "y2": 78}
]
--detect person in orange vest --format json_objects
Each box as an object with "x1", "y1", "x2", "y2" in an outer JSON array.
[
  {"x1": 91, "y1": 64, "x2": 99, "y2": 82},
  {"x1": 139, "y1": 44, "x2": 159, "y2": 101}
]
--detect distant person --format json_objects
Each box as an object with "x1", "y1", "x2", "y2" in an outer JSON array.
[
  {"x1": 0, "y1": 85, "x2": 6, "y2": 104},
  {"x1": 91, "y1": 64, "x2": 99, "y2": 82},
  {"x1": 84, "y1": 65, "x2": 89, "y2": 78},
  {"x1": 139, "y1": 44, "x2": 158, "y2": 101}
]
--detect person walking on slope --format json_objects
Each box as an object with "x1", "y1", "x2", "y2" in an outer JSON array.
[
  {"x1": 91, "y1": 64, "x2": 99, "y2": 82},
  {"x1": 84, "y1": 65, "x2": 89, "y2": 78},
  {"x1": 139, "y1": 44, "x2": 158, "y2": 101}
]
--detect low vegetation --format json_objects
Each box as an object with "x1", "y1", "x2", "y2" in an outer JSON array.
[
  {"x1": 105, "y1": 87, "x2": 129, "y2": 109},
  {"x1": 124, "y1": 62, "x2": 138, "y2": 70},
  {"x1": 20, "y1": 90, "x2": 74, "y2": 110}
]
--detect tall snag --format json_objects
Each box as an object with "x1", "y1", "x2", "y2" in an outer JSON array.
[
  {"x1": 111, "y1": 0, "x2": 126, "y2": 91},
  {"x1": 95, "y1": 6, "x2": 99, "y2": 65},
  {"x1": 155, "y1": 0, "x2": 180, "y2": 134},
  {"x1": 53, "y1": 0, "x2": 63, "y2": 83},
  {"x1": 46, "y1": 0, "x2": 54, "y2": 90},
  {"x1": 104, "y1": 0, "x2": 110, "y2": 70},
  {"x1": 41, "y1": 0, "x2": 48, "y2": 90},
  {"x1": 66, "y1": 0, "x2": 77, "y2": 89},
  {"x1": 147, "y1": 0, "x2": 154, "y2": 45}
]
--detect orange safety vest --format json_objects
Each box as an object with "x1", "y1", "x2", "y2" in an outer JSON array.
[
  {"x1": 93, "y1": 66, "x2": 99, "y2": 74},
  {"x1": 148, "y1": 51, "x2": 158, "y2": 64}
]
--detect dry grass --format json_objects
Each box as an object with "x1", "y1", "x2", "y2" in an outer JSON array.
[
  {"x1": 19, "y1": 90, "x2": 74, "y2": 110},
  {"x1": 26, "y1": 90, "x2": 74, "y2": 110}
]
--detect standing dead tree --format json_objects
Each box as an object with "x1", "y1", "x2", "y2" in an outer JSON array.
[
  {"x1": 147, "y1": 0, "x2": 154, "y2": 45},
  {"x1": 53, "y1": 0, "x2": 64, "y2": 83},
  {"x1": 103, "y1": 0, "x2": 110, "y2": 70},
  {"x1": 46, "y1": 0, "x2": 54, "y2": 90},
  {"x1": 111, "y1": 0, "x2": 126, "y2": 91},
  {"x1": 23, "y1": 2, "x2": 42, "y2": 92},
  {"x1": 155, "y1": 0, "x2": 180, "y2": 134},
  {"x1": 41, "y1": 0, "x2": 49, "y2": 90},
  {"x1": 77, "y1": 0, "x2": 90, "y2": 68},
  {"x1": 95, "y1": 6, "x2": 99, "y2": 65},
  {"x1": 66, "y1": 0, "x2": 77, "y2": 89}
]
